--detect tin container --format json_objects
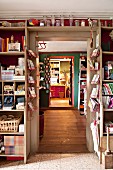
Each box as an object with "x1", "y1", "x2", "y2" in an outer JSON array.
[
  {"x1": 81, "y1": 20, "x2": 85, "y2": 26},
  {"x1": 74, "y1": 20, "x2": 79, "y2": 26}
]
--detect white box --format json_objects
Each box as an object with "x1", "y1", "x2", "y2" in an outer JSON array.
[
  {"x1": 19, "y1": 124, "x2": 24, "y2": 133},
  {"x1": 8, "y1": 43, "x2": 20, "y2": 52}
]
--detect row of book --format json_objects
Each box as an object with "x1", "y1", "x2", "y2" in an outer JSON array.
[
  {"x1": 0, "y1": 37, "x2": 9, "y2": 52},
  {"x1": 102, "y1": 96, "x2": 113, "y2": 109},
  {"x1": 102, "y1": 83, "x2": 113, "y2": 95},
  {"x1": 0, "y1": 36, "x2": 25, "y2": 52}
]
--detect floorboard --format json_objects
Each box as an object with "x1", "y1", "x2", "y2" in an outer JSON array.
[{"x1": 38, "y1": 109, "x2": 89, "y2": 153}]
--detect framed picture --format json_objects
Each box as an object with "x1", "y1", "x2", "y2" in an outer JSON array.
[
  {"x1": 8, "y1": 43, "x2": 20, "y2": 52},
  {"x1": 15, "y1": 68, "x2": 23, "y2": 76}
]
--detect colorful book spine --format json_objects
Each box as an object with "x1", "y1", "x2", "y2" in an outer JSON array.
[{"x1": 0, "y1": 37, "x2": 2, "y2": 52}]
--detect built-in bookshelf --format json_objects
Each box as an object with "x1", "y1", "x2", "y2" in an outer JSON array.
[{"x1": 78, "y1": 54, "x2": 87, "y2": 114}]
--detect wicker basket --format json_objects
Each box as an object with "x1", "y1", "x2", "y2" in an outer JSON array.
[{"x1": 0, "y1": 114, "x2": 22, "y2": 132}]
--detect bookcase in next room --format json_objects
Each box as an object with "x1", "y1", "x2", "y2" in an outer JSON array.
[
  {"x1": 101, "y1": 26, "x2": 113, "y2": 136},
  {"x1": 78, "y1": 53, "x2": 87, "y2": 114},
  {"x1": 0, "y1": 21, "x2": 29, "y2": 163}
]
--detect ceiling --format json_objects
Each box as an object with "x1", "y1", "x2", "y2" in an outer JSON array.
[
  {"x1": 0, "y1": 0, "x2": 113, "y2": 52},
  {"x1": 0, "y1": 0, "x2": 113, "y2": 19}
]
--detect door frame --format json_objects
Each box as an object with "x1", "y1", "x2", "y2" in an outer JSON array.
[{"x1": 49, "y1": 55, "x2": 74, "y2": 107}]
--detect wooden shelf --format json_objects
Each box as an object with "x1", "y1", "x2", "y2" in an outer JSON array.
[
  {"x1": 3, "y1": 94, "x2": 14, "y2": 96},
  {"x1": 80, "y1": 78, "x2": 86, "y2": 80},
  {"x1": 0, "y1": 109, "x2": 24, "y2": 111},
  {"x1": 81, "y1": 68, "x2": 87, "y2": 71},
  {"x1": 102, "y1": 80, "x2": 113, "y2": 82},
  {"x1": 101, "y1": 26, "x2": 113, "y2": 30},
  {"x1": 0, "y1": 80, "x2": 25, "y2": 82},
  {"x1": 0, "y1": 52, "x2": 25, "y2": 55},
  {"x1": 28, "y1": 26, "x2": 98, "y2": 32},
  {"x1": 102, "y1": 51, "x2": 113, "y2": 55},
  {"x1": 0, "y1": 27, "x2": 25, "y2": 31},
  {"x1": 0, "y1": 132, "x2": 24, "y2": 135},
  {"x1": 103, "y1": 109, "x2": 113, "y2": 111},
  {"x1": 0, "y1": 153, "x2": 24, "y2": 157},
  {"x1": 102, "y1": 94, "x2": 113, "y2": 96},
  {"x1": 103, "y1": 132, "x2": 113, "y2": 135}
]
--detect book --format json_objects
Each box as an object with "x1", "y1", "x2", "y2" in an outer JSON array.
[{"x1": 91, "y1": 74, "x2": 99, "y2": 84}]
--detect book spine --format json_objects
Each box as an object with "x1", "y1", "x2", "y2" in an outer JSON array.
[{"x1": 0, "y1": 37, "x2": 2, "y2": 52}]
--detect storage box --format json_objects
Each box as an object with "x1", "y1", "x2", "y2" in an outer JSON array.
[
  {"x1": 4, "y1": 136, "x2": 14, "y2": 146},
  {"x1": 1, "y1": 70, "x2": 14, "y2": 80},
  {"x1": 8, "y1": 43, "x2": 20, "y2": 52},
  {"x1": 15, "y1": 146, "x2": 24, "y2": 155},
  {"x1": 19, "y1": 124, "x2": 24, "y2": 133},
  {"x1": 102, "y1": 152, "x2": 113, "y2": 169},
  {"x1": 14, "y1": 136, "x2": 24, "y2": 146},
  {"x1": 5, "y1": 146, "x2": 15, "y2": 155}
]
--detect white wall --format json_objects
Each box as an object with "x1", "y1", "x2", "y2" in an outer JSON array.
[{"x1": 39, "y1": 41, "x2": 87, "y2": 52}]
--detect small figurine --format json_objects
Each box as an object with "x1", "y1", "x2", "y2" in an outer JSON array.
[
  {"x1": 88, "y1": 18, "x2": 93, "y2": 27},
  {"x1": 11, "y1": 35, "x2": 14, "y2": 43}
]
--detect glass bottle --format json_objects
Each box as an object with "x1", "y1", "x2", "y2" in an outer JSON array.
[
  {"x1": 56, "y1": 20, "x2": 60, "y2": 26},
  {"x1": 60, "y1": 15, "x2": 64, "y2": 26},
  {"x1": 69, "y1": 15, "x2": 73, "y2": 26},
  {"x1": 51, "y1": 15, "x2": 55, "y2": 26},
  {"x1": 81, "y1": 20, "x2": 85, "y2": 26}
]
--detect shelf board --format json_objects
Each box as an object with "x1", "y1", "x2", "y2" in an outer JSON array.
[
  {"x1": 15, "y1": 94, "x2": 25, "y2": 96},
  {"x1": 0, "y1": 80, "x2": 25, "y2": 82},
  {"x1": 102, "y1": 80, "x2": 113, "y2": 82},
  {"x1": 0, "y1": 26, "x2": 25, "y2": 31},
  {"x1": 0, "y1": 52, "x2": 25, "y2": 55},
  {"x1": 28, "y1": 26, "x2": 98, "y2": 32},
  {"x1": 101, "y1": 26, "x2": 113, "y2": 30},
  {"x1": 3, "y1": 94, "x2": 14, "y2": 96},
  {"x1": 102, "y1": 51, "x2": 113, "y2": 55},
  {"x1": 104, "y1": 109, "x2": 113, "y2": 111},
  {"x1": 39, "y1": 62, "x2": 44, "y2": 65},
  {"x1": 80, "y1": 78, "x2": 86, "y2": 80},
  {"x1": 0, "y1": 109, "x2": 24, "y2": 111},
  {"x1": 0, "y1": 153, "x2": 24, "y2": 157},
  {"x1": 103, "y1": 132, "x2": 113, "y2": 135},
  {"x1": 91, "y1": 82, "x2": 99, "y2": 85},
  {"x1": 102, "y1": 94, "x2": 113, "y2": 96},
  {"x1": 81, "y1": 69, "x2": 87, "y2": 71},
  {"x1": 0, "y1": 132, "x2": 24, "y2": 135}
]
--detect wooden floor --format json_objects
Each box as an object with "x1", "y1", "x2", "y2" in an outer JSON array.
[
  {"x1": 38, "y1": 109, "x2": 89, "y2": 153},
  {"x1": 49, "y1": 98, "x2": 72, "y2": 107}
]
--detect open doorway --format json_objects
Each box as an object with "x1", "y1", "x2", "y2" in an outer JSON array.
[
  {"x1": 38, "y1": 40, "x2": 88, "y2": 153},
  {"x1": 49, "y1": 56, "x2": 74, "y2": 107},
  {"x1": 39, "y1": 41, "x2": 87, "y2": 109}
]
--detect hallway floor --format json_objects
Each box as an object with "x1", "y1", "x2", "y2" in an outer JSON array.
[
  {"x1": 49, "y1": 98, "x2": 72, "y2": 107},
  {"x1": 39, "y1": 109, "x2": 87, "y2": 153}
]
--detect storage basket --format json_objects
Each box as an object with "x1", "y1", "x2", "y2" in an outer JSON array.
[{"x1": 0, "y1": 114, "x2": 22, "y2": 132}]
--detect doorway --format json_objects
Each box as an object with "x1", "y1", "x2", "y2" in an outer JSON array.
[
  {"x1": 49, "y1": 56, "x2": 74, "y2": 108},
  {"x1": 39, "y1": 41, "x2": 87, "y2": 109},
  {"x1": 38, "y1": 41, "x2": 88, "y2": 153}
]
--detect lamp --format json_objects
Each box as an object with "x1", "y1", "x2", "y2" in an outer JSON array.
[{"x1": 38, "y1": 41, "x2": 46, "y2": 50}]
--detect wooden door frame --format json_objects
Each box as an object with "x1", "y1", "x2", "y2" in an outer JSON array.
[{"x1": 50, "y1": 55, "x2": 74, "y2": 107}]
